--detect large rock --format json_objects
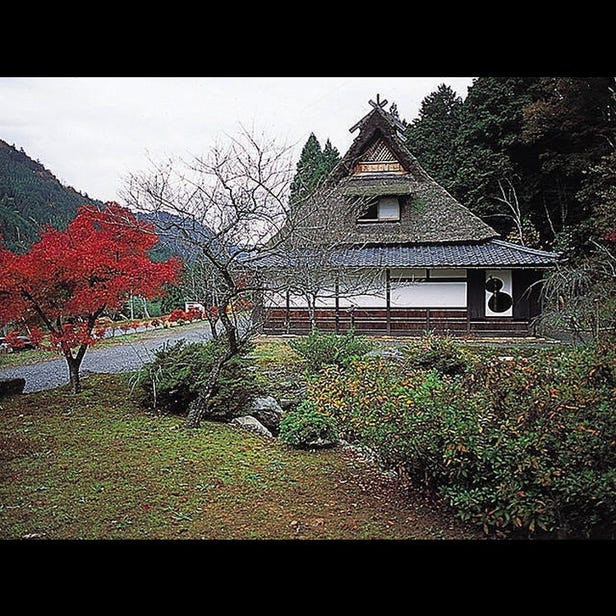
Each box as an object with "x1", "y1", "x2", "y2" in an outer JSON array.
[
  {"x1": 365, "y1": 348, "x2": 405, "y2": 361},
  {"x1": 307, "y1": 436, "x2": 338, "y2": 449},
  {"x1": 231, "y1": 416, "x2": 273, "y2": 438},
  {"x1": 250, "y1": 396, "x2": 284, "y2": 435},
  {"x1": 0, "y1": 378, "x2": 26, "y2": 399}
]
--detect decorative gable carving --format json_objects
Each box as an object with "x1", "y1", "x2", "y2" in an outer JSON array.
[{"x1": 353, "y1": 137, "x2": 406, "y2": 175}]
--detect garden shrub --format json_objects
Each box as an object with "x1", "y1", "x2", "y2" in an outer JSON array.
[
  {"x1": 402, "y1": 332, "x2": 470, "y2": 376},
  {"x1": 279, "y1": 399, "x2": 339, "y2": 449},
  {"x1": 308, "y1": 342, "x2": 616, "y2": 538},
  {"x1": 134, "y1": 340, "x2": 259, "y2": 416},
  {"x1": 288, "y1": 329, "x2": 374, "y2": 374}
]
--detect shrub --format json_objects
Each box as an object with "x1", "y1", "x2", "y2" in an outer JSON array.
[
  {"x1": 133, "y1": 340, "x2": 259, "y2": 417},
  {"x1": 288, "y1": 329, "x2": 374, "y2": 374},
  {"x1": 308, "y1": 343, "x2": 616, "y2": 538},
  {"x1": 402, "y1": 332, "x2": 470, "y2": 376},
  {"x1": 279, "y1": 400, "x2": 339, "y2": 449},
  {"x1": 168, "y1": 308, "x2": 188, "y2": 323}
]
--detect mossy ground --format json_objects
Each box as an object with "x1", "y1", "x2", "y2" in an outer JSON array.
[{"x1": 0, "y1": 372, "x2": 479, "y2": 540}]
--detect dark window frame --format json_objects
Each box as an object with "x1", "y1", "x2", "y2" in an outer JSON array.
[{"x1": 356, "y1": 196, "x2": 401, "y2": 224}]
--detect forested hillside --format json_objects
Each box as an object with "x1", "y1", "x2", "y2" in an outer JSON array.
[
  {"x1": 0, "y1": 140, "x2": 213, "y2": 264},
  {"x1": 0, "y1": 139, "x2": 102, "y2": 251},
  {"x1": 404, "y1": 77, "x2": 616, "y2": 255}
]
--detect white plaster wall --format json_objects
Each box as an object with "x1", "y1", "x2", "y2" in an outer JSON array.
[
  {"x1": 262, "y1": 269, "x2": 469, "y2": 309},
  {"x1": 339, "y1": 272, "x2": 386, "y2": 308},
  {"x1": 485, "y1": 269, "x2": 513, "y2": 317},
  {"x1": 390, "y1": 282, "x2": 467, "y2": 308},
  {"x1": 263, "y1": 290, "x2": 286, "y2": 308}
]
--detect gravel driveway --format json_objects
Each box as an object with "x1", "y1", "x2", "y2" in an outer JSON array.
[{"x1": 0, "y1": 322, "x2": 214, "y2": 393}]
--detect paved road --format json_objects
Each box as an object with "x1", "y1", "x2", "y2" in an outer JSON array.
[{"x1": 0, "y1": 323, "x2": 214, "y2": 393}]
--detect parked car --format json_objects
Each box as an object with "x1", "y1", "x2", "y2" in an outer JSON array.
[{"x1": 0, "y1": 335, "x2": 35, "y2": 353}]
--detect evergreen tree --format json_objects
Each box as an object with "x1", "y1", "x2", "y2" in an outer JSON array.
[
  {"x1": 521, "y1": 77, "x2": 616, "y2": 251},
  {"x1": 321, "y1": 139, "x2": 341, "y2": 177},
  {"x1": 451, "y1": 77, "x2": 539, "y2": 238},
  {"x1": 290, "y1": 133, "x2": 323, "y2": 204},
  {"x1": 405, "y1": 84, "x2": 463, "y2": 190}
]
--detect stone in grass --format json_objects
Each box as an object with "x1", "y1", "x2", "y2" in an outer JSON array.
[
  {"x1": 365, "y1": 348, "x2": 405, "y2": 361},
  {"x1": 250, "y1": 396, "x2": 284, "y2": 435},
  {"x1": 305, "y1": 436, "x2": 338, "y2": 449},
  {"x1": 231, "y1": 415, "x2": 273, "y2": 438},
  {"x1": 0, "y1": 378, "x2": 26, "y2": 399}
]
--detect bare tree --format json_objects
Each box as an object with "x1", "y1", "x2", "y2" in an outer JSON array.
[
  {"x1": 495, "y1": 178, "x2": 525, "y2": 245},
  {"x1": 256, "y1": 191, "x2": 386, "y2": 332},
  {"x1": 538, "y1": 243, "x2": 616, "y2": 343},
  {"x1": 123, "y1": 128, "x2": 338, "y2": 428}
]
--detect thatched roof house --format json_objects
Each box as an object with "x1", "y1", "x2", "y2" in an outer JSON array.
[{"x1": 257, "y1": 97, "x2": 561, "y2": 336}]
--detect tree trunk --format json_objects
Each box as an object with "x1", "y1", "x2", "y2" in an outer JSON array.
[
  {"x1": 141, "y1": 296, "x2": 151, "y2": 318},
  {"x1": 67, "y1": 356, "x2": 82, "y2": 394},
  {"x1": 206, "y1": 315, "x2": 219, "y2": 340},
  {"x1": 307, "y1": 296, "x2": 317, "y2": 332},
  {"x1": 185, "y1": 358, "x2": 225, "y2": 429},
  {"x1": 218, "y1": 304, "x2": 238, "y2": 354},
  {"x1": 63, "y1": 342, "x2": 89, "y2": 394}
]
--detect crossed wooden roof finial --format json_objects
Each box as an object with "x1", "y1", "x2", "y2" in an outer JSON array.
[{"x1": 369, "y1": 93, "x2": 388, "y2": 110}]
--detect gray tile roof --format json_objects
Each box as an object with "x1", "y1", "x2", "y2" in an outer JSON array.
[{"x1": 251, "y1": 240, "x2": 561, "y2": 269}]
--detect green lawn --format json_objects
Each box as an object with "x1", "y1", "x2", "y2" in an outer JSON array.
[{"x1": 0, "y1": 372, "x2": 479, "y2": 540}]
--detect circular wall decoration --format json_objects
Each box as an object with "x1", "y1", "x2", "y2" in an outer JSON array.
[
  {"x1": 488, "y1": 291, "x2": 513, "y2": 313},
  {"x1": 486, "y1": 276, "x2": 513, "y2": 313},
  {"x1": 485, "y1": 276, "x2": 503, "y2": 293}
]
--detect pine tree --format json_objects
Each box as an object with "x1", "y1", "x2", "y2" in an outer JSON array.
[
  {"x1": 451, "y1": 77, "x2": 540, "y2": 238},
  {"x1": 321, "y1": 139, "x2": 341, "y2": 177},
  {"x1": 522, "y1": 77, "x2": 616, "y2": 251},
  {"x1": 405, "y1": 84, "x2": 463, "y2": 190},
  {"x1": 290, "y1": 133, "x2": 323, "y2": 204}
]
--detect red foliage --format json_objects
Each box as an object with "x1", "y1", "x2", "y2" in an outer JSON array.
[
  {"x1": 185, "y1": 307, "x2": 203, "y2": 322},
  {"x1": 232, "y1": 297, "x2": 253, "y2": 311},
  {"x1": 3, "y1": 330, "x2": 27, "y2": 349},
  {"x1": 168, "y1": 308, "x2": 187, "y2": 323},
  {"x1": 0, "y1": 202, "x2": 180, "y2": 357},
  {"x1": 29, "y1": 326, "x2": 44, "y2": 347},
  {"x1": 206, "y1": 305, "x2": 219, "y2": 319}
]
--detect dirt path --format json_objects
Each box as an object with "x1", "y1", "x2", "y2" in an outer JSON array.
[{"x1": 0, "y1": 322, "x2": 213, "y2": 393}]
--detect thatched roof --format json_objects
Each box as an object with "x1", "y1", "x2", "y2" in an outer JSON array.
[{"x1": 287, "y1": 103, "x2": 499, "y2": 247}]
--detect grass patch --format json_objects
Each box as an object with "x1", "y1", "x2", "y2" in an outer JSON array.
[{"x1": 0, "y1": 372, "x2": 478, "y2": 540}]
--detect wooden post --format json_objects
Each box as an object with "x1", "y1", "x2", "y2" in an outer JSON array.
[
  {"x1": 385, "y1": 269, "x2": 391, "y2": 335},
  {"x1": 285, "y1": 289, "x2": 290, "y2": 335},
  {"x1": 426, "y1": 307, "x2": 431, "y2": 331},
  {"x1": 335, "y1": 274, "x2": 340, "y2": 334}
]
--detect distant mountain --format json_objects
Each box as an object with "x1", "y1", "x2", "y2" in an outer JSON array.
[
  {"x1": 0, "y1": 139, "x2": 103, "y2": 251},
  {"x1": 137, "y1": 209, "x2": 215, "y2": 262},
  {"x1": 0, "y1": 139, "x2": 213, "y2": 261}
]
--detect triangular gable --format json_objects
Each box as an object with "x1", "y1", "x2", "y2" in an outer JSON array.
[
  {"x1": 354, "y1": 137, "x2": 406, "y2": 174},
  {"x1": 326, "y1": 108, "x2": 427, "y2": 185}
]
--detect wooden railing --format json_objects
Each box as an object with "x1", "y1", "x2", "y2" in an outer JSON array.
[{"x1": 262, "y1": 307, "x2": 530, "y2": 337}]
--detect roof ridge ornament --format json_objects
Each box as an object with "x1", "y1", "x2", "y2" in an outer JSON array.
[{"x1": 369, "y1": 94, "x2": 388, "y2": 109}]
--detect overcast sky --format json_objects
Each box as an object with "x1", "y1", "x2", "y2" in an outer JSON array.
[{"x1": 0, "y1": 77, "x2": 474, "y2": 203}]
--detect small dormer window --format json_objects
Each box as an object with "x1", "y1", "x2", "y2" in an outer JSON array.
[
  {"x1": 378, "y1": 197, "x2": 400, "y2": 220},
  {"x1": 357, "y1": 197, "x2": 400, "y2": 223}
]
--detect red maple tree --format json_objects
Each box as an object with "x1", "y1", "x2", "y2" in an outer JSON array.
[{"x1": 0, "y1": 202, "x2": 181, "y2": 392}]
